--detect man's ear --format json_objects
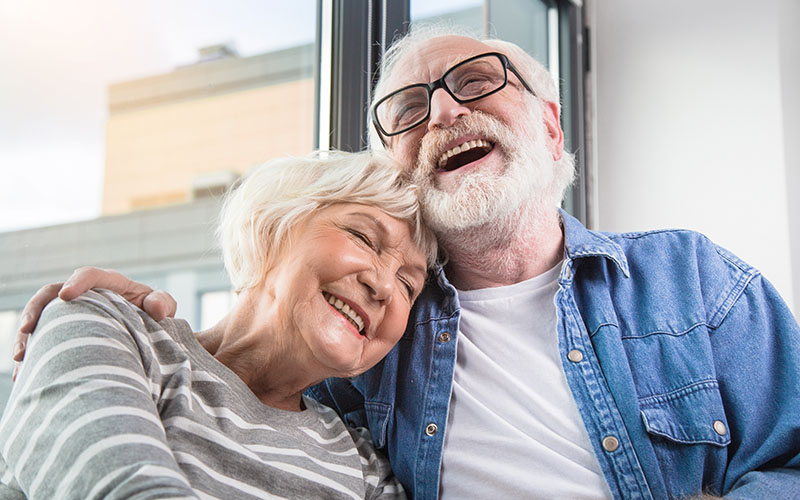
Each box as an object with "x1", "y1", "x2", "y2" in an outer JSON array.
[{"x1": 542, "y1": 101, "x2": 564, "y2": 161}]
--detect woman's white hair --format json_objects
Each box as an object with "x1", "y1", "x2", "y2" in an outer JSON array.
[
  {"x1": 368, "y1": 23, "x2": 561, "y2": 151},
  {"x1": 218, "y1": 150, "x2": 438, "y2": 292}
]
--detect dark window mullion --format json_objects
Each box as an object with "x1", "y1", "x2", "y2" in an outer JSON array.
[
  {"x1": 559, "y1": 0, "x2": 587, "y2": 224},
  {"x1": 320, "y1": 0, "x2": 409, "y2": 152}
]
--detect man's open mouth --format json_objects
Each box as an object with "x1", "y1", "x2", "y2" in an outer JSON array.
[
  {"x1": 437, "y1": 139, "x2": 494, "y2": 172},
  {"x1": 322, "y1": 291, "x2": 365, "y2": 335}
]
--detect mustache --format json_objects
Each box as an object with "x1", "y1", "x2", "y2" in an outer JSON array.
[{"x1": 416, "y1": 111, "x2": 509, "y2": 169}]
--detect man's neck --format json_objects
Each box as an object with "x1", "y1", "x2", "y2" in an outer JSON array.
[{"x1": 440, "y1": 204, "x2": 564, "y2": 290}]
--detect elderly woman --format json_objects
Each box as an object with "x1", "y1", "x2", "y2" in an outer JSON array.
[{"x1": 0, "y1": 151, "x2": 437, "y2": 499}]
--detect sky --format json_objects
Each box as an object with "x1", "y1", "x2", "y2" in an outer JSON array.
[
  {"x1": 0, "y1": 0, "x2": 476, "y2": 234},
  {"x1": 0, "y1": 0, "x2": 317, "y2": 233}
]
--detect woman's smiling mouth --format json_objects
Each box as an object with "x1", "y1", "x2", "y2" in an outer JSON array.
[{"x1": 322, "y1": 291, "x2": 366, "y2": 335}]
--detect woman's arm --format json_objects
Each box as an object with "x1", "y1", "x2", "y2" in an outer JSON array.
[{"x1": 1, "y1": 290, "x2": 195, "y2": 499}]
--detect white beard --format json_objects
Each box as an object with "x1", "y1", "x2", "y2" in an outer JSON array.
[{"x1": 412, "y1": 100, "x2": 572, "y2": 238}]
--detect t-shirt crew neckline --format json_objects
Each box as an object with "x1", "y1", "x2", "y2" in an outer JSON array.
[{"x1": 455, "y1": 260, "x2": 563, "y2": 302}]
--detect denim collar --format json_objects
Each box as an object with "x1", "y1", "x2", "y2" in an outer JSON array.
[
  {"x1": 430, "y1": 209, "x2": 631, "y2": 289},
  {"x1": 560, "y1": 209, "x2": 630, "y2": 278}
]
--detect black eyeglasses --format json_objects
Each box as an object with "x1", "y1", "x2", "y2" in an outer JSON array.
[{"x1": 371, "y1": 52, "x2": 535, "y2": 140}]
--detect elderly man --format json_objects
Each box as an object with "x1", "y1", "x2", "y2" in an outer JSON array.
[{"x1": 15, "y1": 28, "x2": 800, "y2": 500}]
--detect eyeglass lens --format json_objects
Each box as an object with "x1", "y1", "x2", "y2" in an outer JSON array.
[{"x1": 376, "y1": 54, "x2": 507, "y2": 135}]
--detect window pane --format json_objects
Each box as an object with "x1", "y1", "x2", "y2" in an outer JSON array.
[
  {"x1": 0, "y1": 311, "x2": 19, "y2": 410},
  {"x1": 488, "y1": 0, "x2": 550, "y2": 66},
  {"x1": 411, "y1": 0, "x2": 484, "y2": 30},
  {"x1": 200, "y1": 290, "x2": 236, "y2": 330},
  {"x1": 1, "y1": 0, "x2": 318, "y2": 230},
  {"x1": 0, "y1": 2, "x2": 319, "y2": 388}
]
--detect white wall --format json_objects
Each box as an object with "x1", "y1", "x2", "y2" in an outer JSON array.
[
  {"x1": 590, "y1": 0, "x2": 798, "y2": 313},
  {"x1": 779, "y1": 0, "x2": 800, "y2": 316}
]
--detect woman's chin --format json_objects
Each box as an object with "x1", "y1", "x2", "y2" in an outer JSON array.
[{"x1": 310, "y1": 340, "x2": 366, "y2": 378}]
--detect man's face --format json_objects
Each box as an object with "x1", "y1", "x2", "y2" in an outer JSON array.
[
  {"x1": 379, "y1": 36, "x2": 564, "y2": 234},
  {"x1": 383, "y1": 37, "x2": 531, "y2": 176}
]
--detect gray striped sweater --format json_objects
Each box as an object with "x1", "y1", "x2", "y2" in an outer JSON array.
[{"x1": 0, "y1": 289, "x2": 404, "y2": 499}]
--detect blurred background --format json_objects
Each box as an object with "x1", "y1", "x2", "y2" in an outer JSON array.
[{"x1": 1, "y1": 0, "x2": 798, "y2": 408}]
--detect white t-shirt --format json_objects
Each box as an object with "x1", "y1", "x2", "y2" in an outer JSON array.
[{"x1": 438, "y1": 262, "x2": 612, "y2": 499}]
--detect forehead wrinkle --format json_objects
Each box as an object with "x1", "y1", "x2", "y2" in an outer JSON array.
[{"x1": 391, "y1": 47, "x2": 494, "y2": 90}]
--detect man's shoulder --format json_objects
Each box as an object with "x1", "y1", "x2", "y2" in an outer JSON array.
[
  {"x1": 560, "y1": 211, "x2": 754, "y2": 281},
  {"x1": 604, "y1": 227, "x2": 756, "y2": 276},
  {"x1": 606, "y1": 226, "x2": 712, "y2": 248},
  {"x1": 582, "y1": 228, "x2": 761, "y2": 328}
]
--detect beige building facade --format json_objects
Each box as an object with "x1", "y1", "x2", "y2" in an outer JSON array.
[{"x1": 103, "y1": 44, "x2": 315, "y2": 215}]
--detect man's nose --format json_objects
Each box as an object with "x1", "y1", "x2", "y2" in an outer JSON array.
[{"x1": 428, "y1": 89, "x2": 470, "y2": 130}]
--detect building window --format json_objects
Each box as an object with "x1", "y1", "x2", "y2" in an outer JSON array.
[{"x1": 200, "y1": 290, "x2": 237, "y2": 330}]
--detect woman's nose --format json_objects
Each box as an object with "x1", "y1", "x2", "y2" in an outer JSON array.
[
  {"x1": 359, "y1": 268, "x2": 394, "y2": 305},
  {"x1": 428, "y1": 89, "x2": 470, "y2": 130}
]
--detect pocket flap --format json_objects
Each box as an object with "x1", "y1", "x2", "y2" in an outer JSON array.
[
  {"x1": 639, "y1": 381, "x2": 730, "y2": 447},
  {"x1": 364, "y1": 401, "x2": 392, "y2": 449}
]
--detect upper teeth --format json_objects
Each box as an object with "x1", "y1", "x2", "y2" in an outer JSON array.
[
  {"x1": 323, "y1": 292, "x2": 365, "y2": 333},
  {"x1": 437, "y1": 139, "x2": 493, "y2": 168}
]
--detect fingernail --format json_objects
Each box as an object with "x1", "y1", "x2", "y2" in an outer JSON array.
[
  {"x1": 13, "y1": 341, "x2": 24, "y2": 356},
  {"x1": 20, "y1": 313, "x2": 32, "y2": 326}
]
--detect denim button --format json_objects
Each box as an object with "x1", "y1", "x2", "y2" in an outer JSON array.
[
  {"x1": 425, "y1": 423, "x2": 438, "y2": 436},
  {"x1": 438, "y1": 332, "x2": 451, "y2": 343},
  {"x1": 713, "y1": 420, "x2": 727, "y2": 436},
  {"x1": 602, "y1": 435, "x2": 619, "y2": 452},
  {"x1": 567, "y1": 349, "x2": 584, "y2": 363}
]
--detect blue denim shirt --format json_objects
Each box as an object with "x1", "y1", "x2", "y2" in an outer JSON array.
[{"x1": 309, "y1": 210, "x2": 800, "y2": 499}]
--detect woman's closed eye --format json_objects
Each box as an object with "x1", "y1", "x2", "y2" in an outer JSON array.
[
  {"x1": 397, "y1": 275, "x2": 415, "y2": 300},
  {"x1": 346, "y1": 224, "x2": 421, "y2": 300},
  {"x1": 349, "y1": 228, "x2": 376, "y2": 250}
]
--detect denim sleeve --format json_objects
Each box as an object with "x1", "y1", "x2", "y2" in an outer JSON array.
[{"x1": 712, "y1": 274, "x2": 800, "y2": 499}]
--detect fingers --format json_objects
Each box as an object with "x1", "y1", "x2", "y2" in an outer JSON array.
[
  {"x1": 13, "y1": 282, "x2": 64, "y2": 379},
  {"x1": 59, "y1": 266, "x2": 147, "y2": 301},
  {"x1": 142, "y1": 290, "x2": 178, "y2": 321},
  {"x1": 61, "y1": 266, "x2": 176, "y2": 319},
  {"x1": 12, "y1": 336, "x2": 28, "y2": 362},
  {"x1": 19, "y1": 282, "x2": 64, "y2": 334}
]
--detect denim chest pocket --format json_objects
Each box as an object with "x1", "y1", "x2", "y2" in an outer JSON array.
[
  {"x1": 639, "y1": 381, "x2": 730, "y2": 447},
  {"x1": 364, "y1": 401, "x2": 392, "y2": 449}
]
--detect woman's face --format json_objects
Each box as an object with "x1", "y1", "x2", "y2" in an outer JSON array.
[{"x1": 262, "y1": 203, "x2": 428, "y2": 378}]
